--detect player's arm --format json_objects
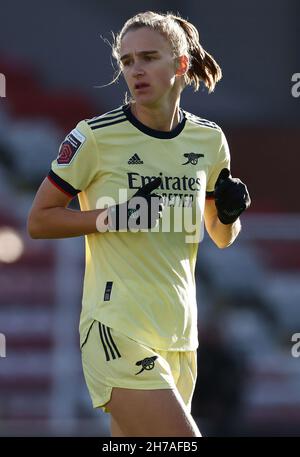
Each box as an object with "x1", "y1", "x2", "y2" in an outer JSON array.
[
  {"x1": 204, "y1": 199, "x2": 241, "y2": 248},
  {"x1": 27, "y1": 177, "x2": 107, "y2": 239},
  {"x1": 27, "y1": 177, "x2": 163, "y2": 239}
]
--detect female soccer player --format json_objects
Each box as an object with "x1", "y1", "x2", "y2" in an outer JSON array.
[{"x1": 27, "y1": 11, "x2": 250, "y2": 437}]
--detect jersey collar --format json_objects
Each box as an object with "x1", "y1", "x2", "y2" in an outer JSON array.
[{"x1": 122, "y1": 104, "x2": 186, "y2": 139}]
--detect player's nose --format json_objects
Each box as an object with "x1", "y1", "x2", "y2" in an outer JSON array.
[{"x1": 132, "y1": 62, "x2": 145, "y2": 77}]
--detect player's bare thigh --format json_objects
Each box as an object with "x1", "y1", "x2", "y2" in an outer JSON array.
[
  {"x1": 111, "y1": 416, "x2": 126, "y2": 437},
  {"x1": 107, "y1": 387, "x2": 201, "y2": 437}
]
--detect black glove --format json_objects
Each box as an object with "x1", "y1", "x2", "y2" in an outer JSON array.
[
  {"x1": 214, "y1": 168, "x2": 251, "y2": 224},
  {"x1": 108, "y1": 177, "x2": 163, "y2": 231}
]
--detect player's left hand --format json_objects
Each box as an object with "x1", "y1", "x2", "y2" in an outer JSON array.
[{"x1": 214, "y1": 168, "x2": 251, "y2": 224}]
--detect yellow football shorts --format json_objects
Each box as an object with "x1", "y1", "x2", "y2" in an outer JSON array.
[{"x1": 81, "y1": 320, "x2": 197, "y2": 413}]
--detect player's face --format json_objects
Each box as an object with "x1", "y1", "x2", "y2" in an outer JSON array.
[{"x1": 120, "y1": 27, "x2": 179, "y2": 108}]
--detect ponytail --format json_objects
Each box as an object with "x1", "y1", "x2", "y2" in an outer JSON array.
[{"x1": 171, "y1": 16, "x2": 222, "y2": 92}]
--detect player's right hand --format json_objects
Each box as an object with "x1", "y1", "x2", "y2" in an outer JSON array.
[{"x1": 107, "y1": 177, "x2": 163, "y2": 231}]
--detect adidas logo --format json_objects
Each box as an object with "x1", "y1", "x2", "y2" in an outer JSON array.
[{"x1": 128, "y1": 153, "x2": 143, "y2": 165}]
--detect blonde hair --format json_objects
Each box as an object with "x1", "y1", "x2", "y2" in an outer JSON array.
[{"x1": 111, "y1": 11, "x2": 222, "y2": 93}]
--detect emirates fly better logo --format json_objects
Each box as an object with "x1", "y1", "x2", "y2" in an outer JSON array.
[{"x1": 95, "y1": 171, "x2": 206, "y2": 243}]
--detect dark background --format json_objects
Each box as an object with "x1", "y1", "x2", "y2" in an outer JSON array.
[{"x1": 0, "y1": 0, "x2": 299, "y2": 436}]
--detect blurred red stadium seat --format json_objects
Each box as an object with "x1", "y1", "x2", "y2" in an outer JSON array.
[{"x1": 0, "y1": 54, "x2": 95, "y2": 132}]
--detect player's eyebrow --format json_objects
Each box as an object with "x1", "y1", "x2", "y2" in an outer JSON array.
[{"x1": 120, "y1": 50, "x2": 159, "y2": 62}]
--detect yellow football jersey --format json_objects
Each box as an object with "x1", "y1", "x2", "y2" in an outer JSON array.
[{"x1": 49, "y1": 104, "x2": 230, "y2": 351}]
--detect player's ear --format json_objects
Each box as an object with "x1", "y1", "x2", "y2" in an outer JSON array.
[{"x1": 175, "y1": 55, "x2": 189, "y2": 76}]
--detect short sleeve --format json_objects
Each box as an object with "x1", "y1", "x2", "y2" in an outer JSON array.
[
  {"x1": 206, "y1": 129, "x2": 231, "y2": 197},
  {"x1": 47, "y1": 120, "x2": 99, "y2": 198}
]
